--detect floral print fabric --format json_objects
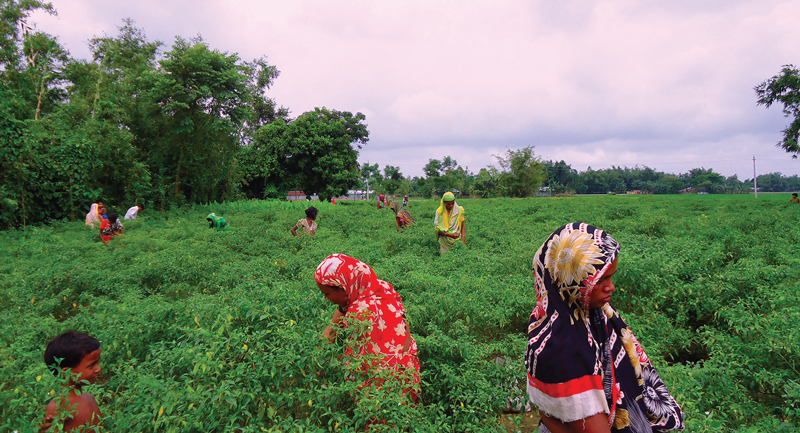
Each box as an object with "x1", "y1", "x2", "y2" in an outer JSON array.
[
  {"x1": 294, "y1": 218, "x2": 317, "y2": 235},
  {"x1": 315, "y1": 254, "x2": 420, "y2": 398},
  {"x1": 526, "y1": 223, "x2": 684, "y2": 432}
]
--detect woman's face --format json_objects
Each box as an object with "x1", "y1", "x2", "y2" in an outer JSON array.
[
  {"x1": 589, "y1": 256, "x2": 618, "y2": 309},
  {"x1": 317, "y1": 282, "x2": 348, "y2": 307},
  {"x1": 444, "y1": 201, "x2": 455, "y2": 211}
]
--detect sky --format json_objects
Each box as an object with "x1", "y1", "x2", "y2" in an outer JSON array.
[{"x1": 30, "y1": 0, "x2": 800, "y2": 179}]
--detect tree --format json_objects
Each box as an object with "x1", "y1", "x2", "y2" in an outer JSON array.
[
  {"x1": 421, "y1": 156, "x2": 472, "y2": 197},
  {"x1": 684, "y1": 168, "x2": 725, "y2": 193},
  {"x1": 380, "y1": 165, "x2": 403, "y2": 195},
  {"x1": 81, "y1": 20, "x2": 161, "y2": 205},
  {"x1": 494, "y1": 146, "x2": 545, "y2": 197},
  {"x1": 755, "y1": 65, "x2": 800, "y2": 157},
  {"x1": 544, "y1": 160, "x2": 578, "y2": 194},
  {"x1": 237, "y1": 56, "x2": 287, "y2": 145},
  {"x1": 147, "y1": 36, "x2": 250, "y2": 204},
  {"x1": 470, "y1": 167, "x2": 501, "y2": 198},
  {"x1": 423, "y1": 159, "x2": 442, "y2": 178},
  {"x1": 249, "y1": 107, "x2": 368, "y2": 201}
]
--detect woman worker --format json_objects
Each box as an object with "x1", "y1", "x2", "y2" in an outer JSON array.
[
  {"x1": 85, "y1": 203, "x2": 106, "y2": 228},
  {"x1": 85, "y1": 203, "x2": 102, "y2": 228},
  {"x1": 389, "y1": 200, "x2": 415, "y2": 231},
  {"x1": 526, "y1": 223, "x2": 684, "y2": 433},
  {"x1": 206, "y1": 213, "x2": 229, "y2": 231},
  {"x1": 315, "y1": 254, "x2": 420, "y2": 404},
  {"x1": 434, "y1": 191, "x2": 465, "y2": 253}
]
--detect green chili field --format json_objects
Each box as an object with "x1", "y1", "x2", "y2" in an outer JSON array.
[{"x1": 2, "y1": 195, "x2": 800, "y2": 432}]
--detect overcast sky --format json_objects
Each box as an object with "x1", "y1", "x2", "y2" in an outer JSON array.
[{"x1": 31, "y1": 0, "x2": 800, "y2": 179}]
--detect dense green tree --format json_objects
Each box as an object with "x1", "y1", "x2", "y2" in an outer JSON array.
[
  {"x1": 470, "y1": 167, "x2": 502, "y2": 198},
  {"x1": 145, "y1": 36, "x2": 251, "y2": 205},
  {"x1": 419, "y1": 156, "x2": 473, "y2": 197},
  {"x1": 237, "y1": 56, "x2": 287, "y2": 145},
  {"x1": 380, "y1": 165, "x2": 403, "y2": 195},
  {"x1": 494, "y1": 146, "x2": 545, "y2": 197},
  {"x1": 247, "y1": 107, "x2": 368, "y2": 201},
  {"x1": 357, "y1": 162, "x2": 382, "y2": 196},
  {"x1": 423, "y1": 158, "x2": 442, "y2": 179},
  {"x1": 755, "y1": 65, "x2": 800, "y2": 157},
  {"x1": 543, "y1": 160, "x2": 578, "y2": 194},
  {"x1": 79, "y1": 21, "x2": 161, "y2": 206},
  {"x1": 683, "y1": 168, "x2": 725, "y2": 193}
]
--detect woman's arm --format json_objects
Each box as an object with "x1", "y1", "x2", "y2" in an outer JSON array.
[
  {"x1": 460, "y1": 221, "x2": 466, "y2": 245},
  {"x1": 540, "y1": 413, "x2": 610, "y2": 433},
  {"x1": 291, "y1": 225, "x2": 298, "y2": 237},
  {"x1": 322, "y1": 308, "x2": 345, "y2": 342},
  {"x1": 402, "y1": 319, "x2": 411, "y2": 354}
]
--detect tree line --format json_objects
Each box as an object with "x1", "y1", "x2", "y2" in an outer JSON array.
[{"x1": 365, "y1": 152, "x2": 800, "y2": 198}]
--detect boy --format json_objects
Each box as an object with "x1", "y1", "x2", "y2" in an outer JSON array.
[{"x1": 42, "y1": 331, "x2": 103, "y2": 432}]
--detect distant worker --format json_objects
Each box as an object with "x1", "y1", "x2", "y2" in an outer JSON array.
[
  {"x1": 377, "y1": 194, "x2": 386, "y2": 210},
  {"x1": 389, "y1": 200, "x2": 415, "y2": 231},
  {"x1": 100, "y1": 212, "x2": 123, "y2": 244},
  {"x1": 292, "y1": 206, "x2": 318, "y2": 236},
  {"x1": 85, "y1": 204, "x2": 102, "y2": 228},
  {"x1": 206, "y1": 213, "x2": 229, "y2": 231},
  {"x1": 434, "y1": 192, "x2": 466, "y2": 253},
  {"x1": 791, "y1": 193, "x2": 799, "y2": 203},
  {"x1": 124, "y1": 205, "x2": 143, "y2": 220},
  {"x1": 402, "y1": 195, "x2": 409, "y2": 207}
]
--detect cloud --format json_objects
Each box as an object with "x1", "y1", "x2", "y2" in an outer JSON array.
[{"x1": 29, "y1": 0, "x2": 800, "y2": 178}]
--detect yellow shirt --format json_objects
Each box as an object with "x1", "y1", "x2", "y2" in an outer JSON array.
[{"x1": 440, "y1": 207, "x2": 464, "y2": 231}]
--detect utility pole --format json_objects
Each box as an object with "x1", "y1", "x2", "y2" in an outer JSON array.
[{"x1": 753, "y1": 155, "x2": 758, "y2": 199}]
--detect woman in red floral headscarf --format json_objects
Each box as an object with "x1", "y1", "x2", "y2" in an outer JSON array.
[{"x1": 314, "y1": 254, "x2": 420, "y2": 402}]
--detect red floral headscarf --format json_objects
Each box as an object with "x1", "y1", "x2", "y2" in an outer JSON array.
[{"x1": 314, "y1": 254, "x2": 404, "y2": 314}]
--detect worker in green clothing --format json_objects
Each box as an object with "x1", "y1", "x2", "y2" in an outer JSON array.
[{"x1": 206, "y1": 213, "x2": 229, "y2": 231}]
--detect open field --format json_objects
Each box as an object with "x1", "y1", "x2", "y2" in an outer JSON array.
[{"x1": 2, "y1": 195, "x2": 799, "y2": 432}]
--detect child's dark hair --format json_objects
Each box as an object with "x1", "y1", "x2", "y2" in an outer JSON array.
[
  {"x1": 44, "y1": 331, "x2": 100, "y2": 375},
  {"x1": 305, "y1": 207, "x2": 318, "y2": 219},
  {"x1": 107, "y1": 212, "x2": 118, "y2": 223},
  {"x1": 794, "y1": 193, "x2": 798, "y2": 197}
]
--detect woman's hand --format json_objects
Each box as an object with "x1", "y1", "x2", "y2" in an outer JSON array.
[
  {"x1": 401, "y1": 320, "x2": 412, "y2": 355},
  {"x1": 322, "y1": 308, "x2": 346, "y2": 343}
]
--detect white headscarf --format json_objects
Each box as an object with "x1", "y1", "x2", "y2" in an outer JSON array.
[{"x1": 85, "y1": 203, "x2": 101, "y2": 228}]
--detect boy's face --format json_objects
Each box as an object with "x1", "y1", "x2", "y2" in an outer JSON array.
[{"x1": 67, "y1": 348, "x2": 102, "y2": 385}]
